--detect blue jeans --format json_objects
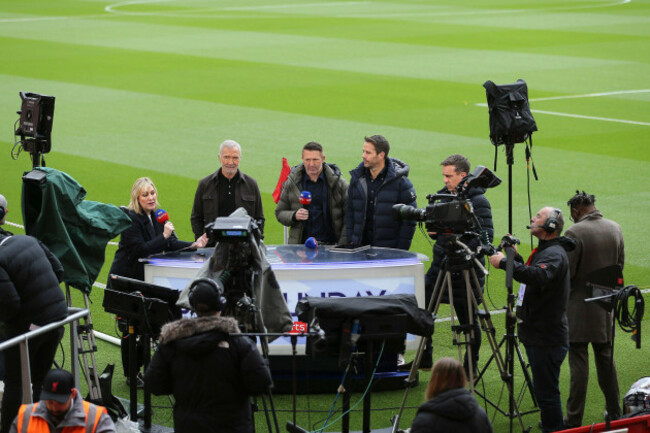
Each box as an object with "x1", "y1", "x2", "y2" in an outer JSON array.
[{"x1": 524, "y1": 344, "x2": 568, "y2": 433}]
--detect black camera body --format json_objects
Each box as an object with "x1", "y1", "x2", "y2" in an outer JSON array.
[
  {"x1": 393, "y1": 194, "x2": 476, "y2": 234},
  {"x1": 393, "y1": 165, "x2": 501, "y2": 235}
]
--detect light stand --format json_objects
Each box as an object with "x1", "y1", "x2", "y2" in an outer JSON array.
[{"x1": 483, "y1": 77, "x2": 539, "y2": 432}]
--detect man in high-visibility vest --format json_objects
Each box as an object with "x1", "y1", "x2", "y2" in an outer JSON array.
[{"x1": 9, "y1": 369, "x2": 115, "y2": 433}]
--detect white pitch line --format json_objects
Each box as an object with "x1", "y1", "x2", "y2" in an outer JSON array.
[
  {"x1": 530, "y1": 89, "x2": 650, "y2": 102},
  {"x1": 222, "y1": 1, "x2": 370, "y2": 11},
  {"x1": 0, "y1": 14, "x2": 106, "y2": 23},
  {"x1": 529, "y1": 109, "x2": 650, "y2": 126}
]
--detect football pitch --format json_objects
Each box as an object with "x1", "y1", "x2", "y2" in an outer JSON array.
[{"x1": 0, "y1": 0, "x2": 649, "y2": 430}]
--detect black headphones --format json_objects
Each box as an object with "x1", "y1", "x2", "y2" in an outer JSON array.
[
  {"x1": 542, "y1": 208, "x2": 562, "y2": 233},
  {"x1": 0, "y1": 206, "x2": 5, "y2": 220},
  {"x1": 188, "y1": 278, "x2": 226, "y2": 312}
]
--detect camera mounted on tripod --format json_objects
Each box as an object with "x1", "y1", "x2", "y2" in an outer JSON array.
[
  {"x1": 204, "y1": 214, "x2": 264, "y2": 330},
  {"x1": 392, "y1": 165, "x2": 501, "y2": 235}
]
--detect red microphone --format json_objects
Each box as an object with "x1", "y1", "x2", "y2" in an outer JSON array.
[
  {"x1": 299, "y1": 191, "x2": 312, "y2": 208},
  {"x1": 155, "y1": 209, "x2": 169, "y2": 224},
  {"x1": 155, "y1": 209, "x2": 176, "y2": 239}
]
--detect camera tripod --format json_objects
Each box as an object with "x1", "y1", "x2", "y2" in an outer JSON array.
[
  {"x1": 391, "y1": 237, "x2": 531, "y2": 433},
  {"x1": 222, "y1": 266, "x2": 281, "y2": 433},
  {"x1": 474, "y1": 236, "x2": 537, "y2": 433}
]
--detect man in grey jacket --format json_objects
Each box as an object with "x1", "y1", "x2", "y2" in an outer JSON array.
[
  {"x1": 275, "y1": 142, "x2": 348, "y2": 245},
  {"x1": 564, "y1": 191, "x2": 624, "y2": 427}
]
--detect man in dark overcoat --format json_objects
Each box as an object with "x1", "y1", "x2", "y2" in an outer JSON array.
[{"x1": 564, "y1": 191, "x2": 624, "y2": 427}]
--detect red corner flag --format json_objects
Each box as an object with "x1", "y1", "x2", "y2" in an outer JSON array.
[{"x1": 272, "y1": 157, "x2": 291, "y2": 204}]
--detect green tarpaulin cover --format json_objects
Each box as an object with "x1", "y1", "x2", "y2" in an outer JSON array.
[{"x1": 22, "y1": 167, "x2": 131, "y2": 294}]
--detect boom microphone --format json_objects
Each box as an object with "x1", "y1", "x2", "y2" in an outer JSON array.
[{"x1": 299, "y1": 191, "x2": 312, "y2": 208}]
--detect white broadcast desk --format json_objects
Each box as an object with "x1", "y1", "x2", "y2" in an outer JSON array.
[{"x1": 143, "y1": 244, "x2": 428, "y2": 352}]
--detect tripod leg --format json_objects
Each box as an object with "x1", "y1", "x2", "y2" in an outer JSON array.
[
  {"x1": 468, "y1": 268, "x2": 531, "y2": 432},
  {"x1": 515, "y1": 337, "x2": 537, "y2": 406},
  {"x1": 445, "y1": 272, "x2": 465, "y2": 365},
  {"x1": 391, "y1": 266, "x2": 448, "y2": 433},
  {"x1": 462, "y1": 270, "x2": 476, "y2": 388}
]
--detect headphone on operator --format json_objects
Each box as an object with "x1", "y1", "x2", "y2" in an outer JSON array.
[
  {"x1": 0, "y1": 206, "x2": 5, "y2": 221},
  {"x1": 542, "y1": 208, "x2": 562, "y2": 233},
  {"x1": 188, "y1": 278, "x2": 227, "y2": 313}
]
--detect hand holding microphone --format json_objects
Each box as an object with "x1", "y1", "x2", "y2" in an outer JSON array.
[
  {"x1": 155, "y1": 209, "x2": 176, "y2": 239},
  {"x1": 296, "y1": 191, "x2": 312, "y2": 221}
]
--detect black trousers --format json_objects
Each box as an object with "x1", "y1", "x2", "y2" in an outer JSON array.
[{"x1": 1, "y1": 326, "x2": 64, "y2": 433}]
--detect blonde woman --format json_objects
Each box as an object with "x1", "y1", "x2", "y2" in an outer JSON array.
[{"x1": 108, "y1": 177, "x2": 206, "y2": 385}]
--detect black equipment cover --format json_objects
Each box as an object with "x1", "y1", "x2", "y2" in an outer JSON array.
[
  {"x1": 483, "y1": 79, "x2": 538, "y2": 145},
  {"x1": 295, "y1": 294, "x2": 434, "y2": 337}
]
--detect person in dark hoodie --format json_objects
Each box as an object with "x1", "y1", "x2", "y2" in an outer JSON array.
[
  {"x1": 145, "y1": 278, "x2": 272, "y2": 433},
  {"x1": 407, "y1": 154, "x2": 492, "y2": 373},
  {"x1": 275, "y1": 141, "x2": 348, "y2": 245},
  {"x1": 346, "y1": 134, "x2": 417, "y2": 250},
  {"x1": 0, "y1": 232, "x2": 67, "y2": 433},
  {"x1": 411, "y1": 357, "x2": 493, "y2": 433},
  {"x1": 490, "y1": 207, "x2": 576, "y2": 433}
]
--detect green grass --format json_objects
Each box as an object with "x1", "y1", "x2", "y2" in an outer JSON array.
[{"x1": 1, "y1": 0, "x2": 649, "y2": 431}]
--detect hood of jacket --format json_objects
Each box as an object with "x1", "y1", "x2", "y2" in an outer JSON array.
[
  {"x1": 577, "y1": 209, "x2": 603, "y2": 222},
  {"x1": 539, "y1": 235, "x2": 577, "y2": 253},
  {"x1": 418, "y1": 387, "x2": 481, "y2": 422},
  {"x1": 350, "y1": 157, "x2": 411, "y2": 181},
  {"x1": 159, "y1": 316, "x2": 239, "y2": 345}
]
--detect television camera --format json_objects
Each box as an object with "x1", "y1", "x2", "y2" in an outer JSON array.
[
  {"x1": 204, "y1": 214, "x2": 264, "y2": 330},
  {"x1": 392, "y1": 165, "x2": 501, "y2": 236}
]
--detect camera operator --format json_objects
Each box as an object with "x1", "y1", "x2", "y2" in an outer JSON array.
[
  {"x1": 416, "y1": 154, "x2": 493, "y2": 372},
  {"x1": 564, "y1": 191, "x2": 624, "y2": 427},
  {"x1": 489, "y1": 207, "x2": 576, "y2": 433},
  {"x1": 145, "y1": 278, "x2": 272, "y2": 433}
]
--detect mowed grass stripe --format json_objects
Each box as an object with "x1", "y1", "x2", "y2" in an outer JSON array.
[{"x1": 0, "y1": 16, "x2": 642, "y2": 85}]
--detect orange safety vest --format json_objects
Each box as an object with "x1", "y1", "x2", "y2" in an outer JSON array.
[{"x1": 16, "y1": 400, "x2": 105, "y2": 433}]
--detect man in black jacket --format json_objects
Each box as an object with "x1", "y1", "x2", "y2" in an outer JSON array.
[
  {"x1": 490, "y1": 207, "x2": 575, "y2": 433},
  {"x1": 418, "y1": 155, "x2": 493, "y2": 373},
  {"x1": 191, "y1": 139, "x2": 264, "y2": 247},
  {"x1": 346, "y1": 135, "x2": 417, "y2": 250},
  {"x1": 145, "y1": 278, "x2": 272, "y2": 433},
  {"x1": 0, "y1": 233, "x2": 67, "y2": 433}
]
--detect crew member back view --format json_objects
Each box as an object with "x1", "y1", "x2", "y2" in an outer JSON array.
[{"x1": 145, "y1": 278, "x2": 272, "y2": 433}]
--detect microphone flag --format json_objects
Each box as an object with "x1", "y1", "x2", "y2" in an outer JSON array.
[
  {"x1": 272, "y1": 157, "x2": 291, "y2": 204},
  {"x1": 305, "y1": 237, "x2": 318, "y2": 249},
  {"x1": 155, "y1": 209, "x2": 169, "y2": 224},
  {"x1": 299, "y1": 191, "x2": 312, "y2": 207}
]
